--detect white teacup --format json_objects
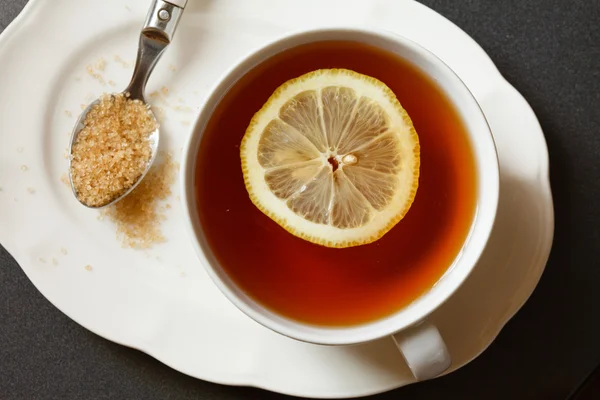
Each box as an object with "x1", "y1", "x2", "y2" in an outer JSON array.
[{"x1": 181, "y1": 27, "x2": 499, "y2": 381}]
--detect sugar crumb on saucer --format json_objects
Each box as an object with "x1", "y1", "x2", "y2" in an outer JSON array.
[
  {"x1": 51, "y1": 258, "x2": 58, "y2": 266},
  {"x1": 85, "y1": 264, "x2": 93, "y2": 271},
  {"x1": 21, "y1": 165, "x2": 28, "y2": 172},
  {"x1": 173, "y1": 105, "x2": 192, "y2": 112},
  {"x1": 100, "y1": 154, "x2": 177, "y2": 249},
  {"x1": 153, "y1": 106, "x2": 165, "y2": 123},
  {"x1": 114, "y1": 55, "x2": 130, "y2": 68},
  {"x1": 65, "y1": 110, "x2": 72, "y2": 117},
  {"x1": 86, "y1": 65, "x2": 105, "y2": 85},
  {"x1": 60, "y1": 247, "x2": 68, "y2": 255},
  {"x1": 60, "y1": 174, "x2": 70, "y2": 187},
  {"x1": 95, "y1": 58, "x2": 106, "y2": 71},
  {"x1": 39, "y1": 257, "x2": 46, "y2": 263},
  {"x1": 26, "y1": 187, "x2": 35, "y2": 194}
]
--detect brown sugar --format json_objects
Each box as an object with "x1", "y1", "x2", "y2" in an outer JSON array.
[
  {"x1": 95, "y1": 58, "x2": 106, "y2": 71},
  {"x1": 101, "y1": 154, "x2": 177, "y2": 248},
  {"x1": 86, "y1": 65, "x2": 106, "y2": 86},
  {"x1": 70, "y1": 93, "x2": 157, "y2": 207},
  {"x1": 60, "y1": 174, "x2": 70, "y2": 187}
]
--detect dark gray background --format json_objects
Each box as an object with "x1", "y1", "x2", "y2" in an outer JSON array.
[{"x1": 1, "y1": 0, "x2": 598, "y2": 399}]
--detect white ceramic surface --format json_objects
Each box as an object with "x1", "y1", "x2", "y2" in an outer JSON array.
[{"x1": 0, "y1": 0, "x2": 553, "y2": 398}]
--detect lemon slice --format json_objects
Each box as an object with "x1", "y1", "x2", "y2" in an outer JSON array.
[{"x1": 240, "y1": 68, "x2": 420, "y2": 248}]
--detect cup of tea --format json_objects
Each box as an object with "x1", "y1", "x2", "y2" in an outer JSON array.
[{"x1": 181, "y1": 27, "x2": 499, "y2": 381}]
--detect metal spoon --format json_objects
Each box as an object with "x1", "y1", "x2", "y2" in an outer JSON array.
[{"x1": 68, "y1": 0, "x2": 186, "y2": 208}]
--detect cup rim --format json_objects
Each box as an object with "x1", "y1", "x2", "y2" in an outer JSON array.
[{"x1": 180, "y1": 26, "x2": 500, "y2": 346}]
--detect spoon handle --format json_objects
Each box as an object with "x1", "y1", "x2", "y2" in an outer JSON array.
[{"x1": 126, "y1": 0, "x2": 186, "y2": 100}]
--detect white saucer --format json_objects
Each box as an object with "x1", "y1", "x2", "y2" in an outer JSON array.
[{"x1": 0, "y1": 0, "x2": 554, "y2": 398}]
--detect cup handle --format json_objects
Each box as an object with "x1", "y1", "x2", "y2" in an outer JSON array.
[{"x1": 392, "y1": 321, "x2": 451, "y2": 381}]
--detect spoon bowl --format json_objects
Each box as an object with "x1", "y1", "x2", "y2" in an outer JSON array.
[
  {"x1": 68, "y1": 0, "x2": 185, "y2": 208},
  {"x1": 67, "y1": 96, "x2": 160, "y2": 209}
]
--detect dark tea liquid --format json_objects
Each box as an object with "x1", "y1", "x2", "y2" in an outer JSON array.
[{"x1": 195, "y1": 41, "x2": 477, "y2": 326}]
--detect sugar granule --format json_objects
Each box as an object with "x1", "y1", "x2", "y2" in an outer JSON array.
[
  {"x1": 95, "y1": 58, "x2": 106, "y2": 71},
  {"x1": 60, "y1": 174, "x2": 70, "y2": 187},
  {"x1": 86, "y1": 65, "x2": 105, "y2": 85},
  {"x1": 173, "y1": 105, "x2": 192, "y2": 113},
  {"x1": 70, "y1": 93, "x2": 157, "y2": 207},
  {"x1": 101, "y1": 154, "x2": 177, "y2": 249},
  {"x1": 114, "y1": 55, "x2": 130, "y2": 68}
]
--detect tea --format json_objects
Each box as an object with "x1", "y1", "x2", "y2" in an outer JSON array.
[{"x1": 195, "y1": 41, "x2": 477, "y2": 326}]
